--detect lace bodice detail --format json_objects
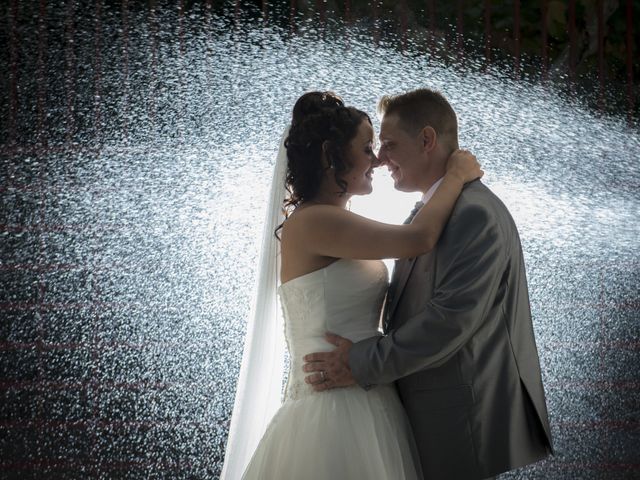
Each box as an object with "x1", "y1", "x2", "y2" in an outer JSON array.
[{"x1": 278, "y1": 259, "x2": 389, "y2": 400}]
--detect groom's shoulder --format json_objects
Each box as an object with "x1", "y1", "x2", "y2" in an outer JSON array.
[
  {"x1": 455, "y1": 180, "x2": 514, "y2": 225},
  {"x1": 460, "y1": 178, "x2": 493, "y2": 199},
  {"x1": 459, "y1": 180, "x2": 505, "y2": 208}
]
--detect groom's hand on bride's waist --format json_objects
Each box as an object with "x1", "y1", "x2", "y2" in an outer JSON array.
[{"x1": 303, "y1": 333, "x2": 355, "y2": 392}]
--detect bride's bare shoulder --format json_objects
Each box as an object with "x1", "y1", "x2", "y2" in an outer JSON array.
[{"x1": 286, "y1": 204, "x2": 346, "y2": 224}]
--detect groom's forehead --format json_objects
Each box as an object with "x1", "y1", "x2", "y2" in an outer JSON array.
[
  {"x1": 379, "y1": 119, "x2": 390, "y2": 138},
  {"x1": 379, "y1": 129, "x2": 392, "y2": 141},
  {"x1": 380, "y1": 113, "x2": 402, "y2": 132},
  {"x1": 379, "y1": 124, "x2": 398, "y2": 141}
]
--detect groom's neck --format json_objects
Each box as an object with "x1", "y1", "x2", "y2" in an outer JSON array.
[
  {"x1": 420, "y1": 160, "x2": 447, "y2": 195},
  {"x1": 421, "y1": 177, "x2": 444, "y2": 196}
]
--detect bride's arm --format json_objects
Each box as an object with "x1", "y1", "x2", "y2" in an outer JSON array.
[{"x1": 288, "y1": 150, "x2": 482, "y2": 260}]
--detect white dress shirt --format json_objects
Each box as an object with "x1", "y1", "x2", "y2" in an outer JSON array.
[{"x1": 421, "y1": 177, "x2": 445, "y2": 205}]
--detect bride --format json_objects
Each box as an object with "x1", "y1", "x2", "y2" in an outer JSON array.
[{"x1": 221, "y1": 92, "x2": 482, "y2": 479}]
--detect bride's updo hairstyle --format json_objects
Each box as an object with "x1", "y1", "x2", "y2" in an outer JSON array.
[{"x1": 284, "y1": 91, "x2": 371, "y2": 214}]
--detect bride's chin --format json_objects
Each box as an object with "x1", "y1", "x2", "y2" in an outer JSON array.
[
  {"x1": 349, "y1": 179, "x2": 374, "y2": 196},
  {"x1": 351, "y1": 186, "x2": 373, "y2": 196}
]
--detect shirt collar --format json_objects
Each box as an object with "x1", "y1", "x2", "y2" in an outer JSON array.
[{"x1": 421, "y1": 177, "x2": 445, "y2": 205}]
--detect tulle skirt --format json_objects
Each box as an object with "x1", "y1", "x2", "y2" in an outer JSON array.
[{"x1": 241, "y1": 384, "x2": 422, "y2": 480}]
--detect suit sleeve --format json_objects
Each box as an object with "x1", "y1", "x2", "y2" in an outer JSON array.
[{"x1": 349, "y1": 203, "x2": 506, "y2": 386}]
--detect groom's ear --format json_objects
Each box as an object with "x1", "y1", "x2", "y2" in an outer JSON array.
[{"x1": 421, "y1": 126, "x2": 437, "y2": 152}]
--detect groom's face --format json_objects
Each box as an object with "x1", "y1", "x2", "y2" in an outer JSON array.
[{"x1": 378, "y1": 113, "x2": 425, "y2": 193}]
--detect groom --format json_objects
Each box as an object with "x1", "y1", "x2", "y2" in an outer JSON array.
[{"x1": 303, "y1": 88, "x2": 553, "y2": 479}]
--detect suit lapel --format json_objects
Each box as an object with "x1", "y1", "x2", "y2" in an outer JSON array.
[{"x1": 387, "y1": 256, "x2": 418, "y2": 324}]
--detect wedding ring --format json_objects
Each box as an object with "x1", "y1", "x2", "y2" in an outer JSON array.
[{"x1": 320, "y1": 370, "x2": 326, "y2": 382}]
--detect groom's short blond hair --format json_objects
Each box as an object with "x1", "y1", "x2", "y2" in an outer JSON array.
[{"x1": 378, "y1": 88, "x2": 459, "y2": 150}]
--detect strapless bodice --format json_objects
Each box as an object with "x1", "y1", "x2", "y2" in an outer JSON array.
[{"x1": 278, "y1": 258, "x2": 389, "y2": 399}]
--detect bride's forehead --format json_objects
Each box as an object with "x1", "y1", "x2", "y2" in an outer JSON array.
[{"x1": 356, "y1": 120, "x2": 374, "y2": 136}]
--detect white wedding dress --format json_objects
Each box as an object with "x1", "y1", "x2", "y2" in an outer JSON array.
[{"x1": 241, "y1": 258, "x2": 422, "y2": 480}]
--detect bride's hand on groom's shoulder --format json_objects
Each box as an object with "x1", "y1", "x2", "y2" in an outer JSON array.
[
  {"x1": 446, "y1": 149, "x2": 484, "y2": 184},
  {"x1": 303, "y1": 333, "x2": 355, "y2": 392}
]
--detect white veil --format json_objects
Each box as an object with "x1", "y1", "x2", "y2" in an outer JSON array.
[{"x1": 220, "y1": 127, "x2": 290, "y2": 480}]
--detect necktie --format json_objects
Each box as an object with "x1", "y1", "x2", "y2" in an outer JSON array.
[{"x1": 403, "y1": 201, "x2": 424, "y2": 224}]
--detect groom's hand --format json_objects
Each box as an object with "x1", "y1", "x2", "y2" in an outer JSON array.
[{"x1": 303, "y1": 333, "x2": 355, "y2": 391}]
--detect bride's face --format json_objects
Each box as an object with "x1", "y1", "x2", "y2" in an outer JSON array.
[{"x1": 343, "y1": 120, "x2": 378, "y2": 195}]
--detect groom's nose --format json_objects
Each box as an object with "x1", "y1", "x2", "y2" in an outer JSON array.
[{"x1": 377, "y1": 147, "x2": 389, "y2": 166}]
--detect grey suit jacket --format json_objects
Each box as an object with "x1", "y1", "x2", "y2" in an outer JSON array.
[{"x1": 350, "y1": 181, "x2": 553, "y2": 480}]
